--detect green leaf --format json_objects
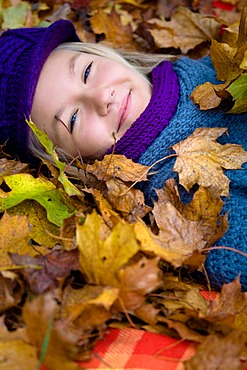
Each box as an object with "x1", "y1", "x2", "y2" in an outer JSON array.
[
  {"x1": 0, "y1": 174, "x2": 75, "y2": 227},
  {"x1": 26, "y1": 120, "x2": 81, "y2": 197},
  {"x1": 227, "y1": 73, "x2": 247, "y2": 113},
  {"x1": 2, "y1": 2, "x2": 29, "y2": 29}
]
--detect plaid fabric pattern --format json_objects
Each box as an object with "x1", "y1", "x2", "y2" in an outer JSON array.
[{"x1": 79, "y1": 328, "x2": 196, "y2": 370}]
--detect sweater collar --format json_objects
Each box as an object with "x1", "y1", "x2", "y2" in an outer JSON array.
[{"x1": 106, "y1": 60, "x2": 180, "y2": 162}]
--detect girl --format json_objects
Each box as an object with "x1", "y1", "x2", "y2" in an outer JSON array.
[{"x1": 0, "y1": 20, "x2": 246, "y2": 290}]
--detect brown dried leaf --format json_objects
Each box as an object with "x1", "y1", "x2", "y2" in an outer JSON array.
[
  {"x1": 191, "y1": 80, "x2": 231, "y2": 110},
  {"x1": 152, "y1": 198, "x2": 207, "y2": 255},
  {"x1": 0, "y1": 271, "x2": 25, "y2": 313},
  {"x1": 0, "y1": 158, "x2": 28, "y2": 186},
  {"x1": 90, "y1": 8, "x2": 134, "y2": 48},
  {"x1": 205, "y1": 278, "x2": 247, "y2": 331},
  {"x1": 185, "y1": 330, "x2": 247, "y2": 370},
  {"x1": 160, "y1": 179, "x2": 228, "y2": 247},
  {"x1": 105, "y1": 178, "x2": 151, "y2": 221},
  {"x1": 149, "y1": 6, "x2": 220, "y2": 54},
  {"x1": 0, "y1": 317, "x2": 39, "y2": 370},
  {"x1": 172, "y1": 127, "x2": 247, "y2": 197},
  {"x1": 10, "y1": 249, "x2": 80, "y2": 294},
  {"x1": 134, "y1": 220, "x2": 189, "y2": 267},
  {"x1": 23, "y1": 292, "x2": 92, "y2": 370},
  {"x1": 84, "y1": 154, "x2": 148, "y2": 183},
  {"x1": 210, "y1": 39, "x2": 242, "y2": 81},
  {"x1": 61, "y1": 284, "x2": 119, "y2": 331},
  {"x1": 117, "y1": 255, "x2": 161, "y2": 311}
]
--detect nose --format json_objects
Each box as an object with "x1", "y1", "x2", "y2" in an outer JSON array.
[{"x1": 84, "y1": 87, "x2": 114, "y2": 116}]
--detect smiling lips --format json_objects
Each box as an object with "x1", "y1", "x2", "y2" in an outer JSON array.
[{"x1": 117, "y1": 91, "x2": 131, "y2": 132}]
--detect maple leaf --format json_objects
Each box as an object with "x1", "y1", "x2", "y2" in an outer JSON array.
[
  {"x1": 171, "y1": 127, "x2": 247, "y2": 197},
  {"x1": 77, "y1": 210, "x2": 139, "y2": 286},
  {"x1": 148, "y1": 6, "x2": 221, "y2": 54}
]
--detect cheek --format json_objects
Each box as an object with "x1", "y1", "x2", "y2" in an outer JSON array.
[{"x1": 75, "y1": 125, "x2": 114, "y2": 157}]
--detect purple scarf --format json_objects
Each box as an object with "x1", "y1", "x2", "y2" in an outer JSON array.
[{"x1": 106, "y1": 61, "x2": 180, "y2": 161}]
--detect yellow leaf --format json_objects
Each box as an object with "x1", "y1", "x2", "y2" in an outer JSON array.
[
  {"x1": 210, "y1": 39, "x2": 242, "y2": 81},
  {"x1": 171, "y1": 127, "x2": 247, "y2": 197},
  {"x1": 7, "y1": 200, "x2": 59, "y2": 248},
  {"x1": 0, "y1": 213, "x2": 48, "y2": 268},
  {"x1": 77, "y1": 210, "x2": 139, "y2": 285}
]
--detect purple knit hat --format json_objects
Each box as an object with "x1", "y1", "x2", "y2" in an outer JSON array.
[{"x1": 0, "y1": 20, "x2": 80, "y2": 162}]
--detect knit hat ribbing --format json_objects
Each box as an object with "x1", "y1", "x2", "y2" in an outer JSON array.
[{"x1": 0, "y1": 20, "x2": 80, "y2": 162}]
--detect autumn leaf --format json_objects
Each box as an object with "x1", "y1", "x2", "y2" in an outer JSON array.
[
  {"x1": 171, "y1": 127, "x2": 247, "y2": 197},
  {"x1": 0, "y1": 158, "x2": 29, "y2": 186},
  {"x1": 0, "y1": 173, "x2": 75, "y2": 227},
  {"x1": 61, "y1": 284, "x2": 119, "y2": 330},
  {"x1": 26, "y1": 120, "x2": 81, "y2": 197},
  {"x1": 0, "y1": 213, "x2": 32, "y2": 268},
  {"x1": 90, "y1": 7, "x2": 134, "y2": 48},
  {"x1": 205, "y1": 278, "x2": 247, "y2": 331},
  {"x1": 148, "y1": 6, "x2": 221, "y2": 54},
  {"x1": 10, "y1": 248, "x2": 80, "y2": 294},
  {"x1": 185, "y1": 330, "x2": 247, "y2": 370},
  {"x1": 117, "y1": 255, "x2": 161, "y2": 311},
  {"x1": 84, "y1": 154, "x2": 149, "y2": 183},
  {"x1": 77, "y1": 210, "x2": 139, "y2": 286},
  {"x1": 191, "y1": 80, "x2": 231, "y2": 110},
  {"x1": 158, "y1": 179, "x2": 228, "y2": 247},
  {"x1": 23, "y1": 292, "x2": 91, "y2": 370},
  {"x1": 0, "y1": 317, "x2": 39, "y2": 369},
  {"x1": 0, "y1": 271, "x2": 25, "y2": 313},
  {"x1": 7, "y1": 200, "x2": 60, "y2": 248}
]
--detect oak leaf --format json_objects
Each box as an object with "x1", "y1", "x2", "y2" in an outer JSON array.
[
  {"x1": 171, "y1": 127, "x2": 247, "y2": 197},
  {"x1": 0, "y1": 173, "x2": 75, "y2": 227}
]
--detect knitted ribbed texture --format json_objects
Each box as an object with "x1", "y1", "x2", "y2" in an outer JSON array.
[
  {"x1": 115, "y1": 56, "x2": 247, "y2": 291},
  {"x1": 106, "y1": 61, "x2": 180, "y2": 161},
  {"x1": 0, "y1": 20, "x2": 80, "y2": 161}
]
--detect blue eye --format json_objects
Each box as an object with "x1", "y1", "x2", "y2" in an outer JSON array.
[
  {"x1": 70, "y1": 109, "x2": 78, "y2": 133},
  {"x1": 84, "y1": 61, "x2": 93, "y2": 83}
]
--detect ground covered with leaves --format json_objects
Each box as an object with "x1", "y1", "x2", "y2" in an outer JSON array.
[{"x1": 1, "y1": 0, "x2": 247, "y2": 369}]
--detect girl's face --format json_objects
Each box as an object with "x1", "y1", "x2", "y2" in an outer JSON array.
[{"x1": 31, "y1": 48, "x2": 152, "y2": 158}]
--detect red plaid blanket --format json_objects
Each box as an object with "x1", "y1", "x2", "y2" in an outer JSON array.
[{"x1": 78, "y1": 328, "x2": 196, "y2": 370}]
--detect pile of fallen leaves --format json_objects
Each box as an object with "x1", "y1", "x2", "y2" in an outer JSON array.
[
  {"x1": 0, "y1": 123, "x2": 246, "y2": 369},
  {"x1": 0, "y1": 1, "x2": 247, "y2": 369}
]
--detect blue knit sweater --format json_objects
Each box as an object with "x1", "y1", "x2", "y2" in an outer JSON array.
[{"x1": 137, "y1": 57, "x2": 247, "y2": 291}]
